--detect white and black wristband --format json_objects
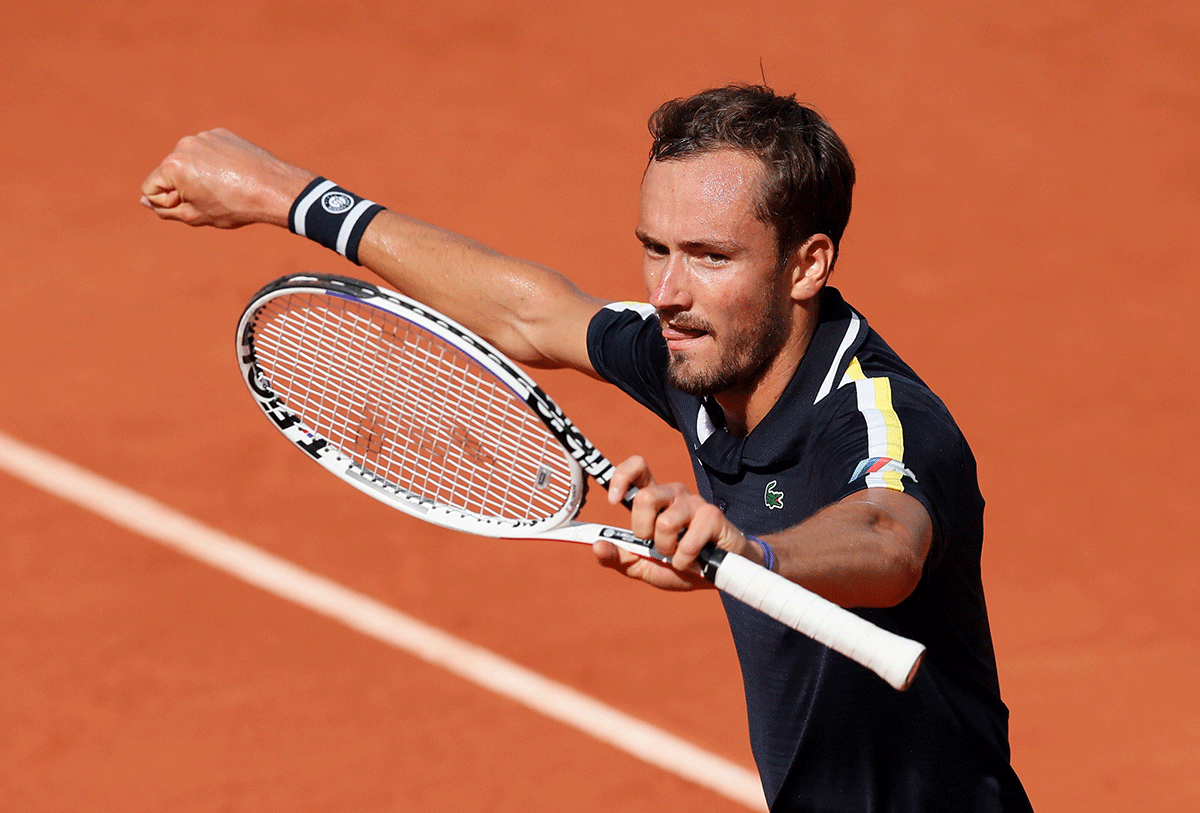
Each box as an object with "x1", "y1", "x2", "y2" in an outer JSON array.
[{"x1": 288, "y1": 177, "x2": 385, "y2": 265}]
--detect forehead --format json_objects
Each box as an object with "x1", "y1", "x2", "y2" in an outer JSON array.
[{"x1": 638, "y1": 149, "x2": 768, "y2": 238}]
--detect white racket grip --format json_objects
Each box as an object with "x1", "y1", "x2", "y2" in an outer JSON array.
[{"x1": 712, "y1": 552, "x2": 925, "y2": 691}]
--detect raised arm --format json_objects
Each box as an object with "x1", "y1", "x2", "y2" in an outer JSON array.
[{"x1": 140, "y1": 129, "x2": 605, "y2": 373}]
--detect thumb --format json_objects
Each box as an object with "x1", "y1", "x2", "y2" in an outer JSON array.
[
  {"x1": 139, "y1": 167, "x2": 183, "y2": 210},
  {"x1": 141, "y1": 188, "x2": 182, "y2": 210}
]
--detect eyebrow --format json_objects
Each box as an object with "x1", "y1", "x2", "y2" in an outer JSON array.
[
  {"x1": 681, "y1": 239, "x2": 741, "y2": 255},
  {"x1": 635, "y1": 229, "x2": 742, "y2": 255}
]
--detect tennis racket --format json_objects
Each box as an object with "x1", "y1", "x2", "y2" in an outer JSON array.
[{"x1": 236, "y1": 273, "x2": 925, "y2": 690}]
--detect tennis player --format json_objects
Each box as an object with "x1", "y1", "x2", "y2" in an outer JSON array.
[{"x1": 142, "y1": 85, "x2": 1033, "y2": 812}]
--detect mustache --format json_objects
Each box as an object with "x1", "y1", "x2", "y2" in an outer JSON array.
[{"x1": 656, "y1": 309, "x2": 714, "y2": 333}]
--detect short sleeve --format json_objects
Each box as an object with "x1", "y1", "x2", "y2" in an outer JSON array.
[
  {"x1": 586, "y1": 303, "x2": 678, "y2": 429},
  {"x1": 810, "y1": 376, "x2": 974, "y2": 571}
]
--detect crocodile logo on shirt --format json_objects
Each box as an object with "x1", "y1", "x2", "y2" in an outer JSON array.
[{"x1": 764, "y1": 480, "x2": 784, "y2": 510}]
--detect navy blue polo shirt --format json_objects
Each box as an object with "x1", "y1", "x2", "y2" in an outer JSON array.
[{"x1": 587, "y1": 287, "x2": 1032, "y2": 812}]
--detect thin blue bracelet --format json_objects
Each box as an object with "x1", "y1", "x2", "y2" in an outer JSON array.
[{"x1": 745, "y1": 534, "x2": 775, "y2": 572}]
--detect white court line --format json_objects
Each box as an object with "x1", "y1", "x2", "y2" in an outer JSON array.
[{"x1": 0, "y1": 430, "x2": 765, "y2": 811}]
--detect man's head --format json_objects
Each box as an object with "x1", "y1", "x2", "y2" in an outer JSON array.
[
  {"x1": 637, "y1": 86, "x2": 854, "y2": 407},
  {"x1": 648, "y1": 84, "x2": 855, "y2": 265}
]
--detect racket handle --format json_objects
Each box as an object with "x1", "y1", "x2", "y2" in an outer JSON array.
[{"x1": 708, "y1": 550, "x2": 925, "y2": 691}]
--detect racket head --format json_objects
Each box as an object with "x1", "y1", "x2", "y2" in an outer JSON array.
[{"x1": 236, "y1": 273, "x2": 588, "y2": 537}]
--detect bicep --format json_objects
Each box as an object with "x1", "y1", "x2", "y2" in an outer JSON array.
[
  {"x1": 838, "y1": 488, "x2": 933, "y2": 570},
  {"x1": 512, "y1": 277, "x2": 608, "y2": 377}
]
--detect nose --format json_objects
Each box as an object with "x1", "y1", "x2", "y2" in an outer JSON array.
[{"x1": 646, "y1": 254, "x2": 691, "y2": 311}]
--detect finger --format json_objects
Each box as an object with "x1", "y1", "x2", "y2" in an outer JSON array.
[
  {"x1": 671, "y1": 500, "x2": 727, "y2": 571},
  {"x1": 140, "y1": 193, "x2": 200, "y2": 224},
  {"x1": 628, "y1": 482, "x2": 686, "y2": 545},
  {"x1": 592, "y1": 539, "x2": 651, "y2": 576},
  {"x1": 141, "y1": 188, "x2": 182, "y2": 210},
  {"x1": 591, "y1": 538, "x2": 622, "y2": 567},
  {"x1": 591, "y1": 540, "x2": 703, "y2": 591},
  {"x1": 651, "y1": 495, "x2": 696, "y2": 558},
  {"x1": 140, "y1": 169, "x2": 174, "y2": 197},
  {"x1": 607, "y1": 455, "x2": 655, "y2": 504}
]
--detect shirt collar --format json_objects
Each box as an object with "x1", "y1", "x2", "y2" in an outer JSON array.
[{"x1": 691, "y1": 286, "x2": 868, "y2": 474}]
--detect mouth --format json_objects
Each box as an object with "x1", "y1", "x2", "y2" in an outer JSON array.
[{"x1": 658, "y1": 313, "x2": 711, "y2": 351}]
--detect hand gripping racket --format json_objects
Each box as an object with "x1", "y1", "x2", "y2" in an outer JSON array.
[{"x1": 236, "y1": 273, "x2": 925, "y2": 690}]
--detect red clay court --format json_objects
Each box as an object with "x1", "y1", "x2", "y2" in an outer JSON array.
[{"x1": 1, "y1": 2, "x2": 1197, "y2": 810}]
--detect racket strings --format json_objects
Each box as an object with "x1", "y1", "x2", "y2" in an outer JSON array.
[
  {"x1": 266, "y1": 297, "x2": 501, "y2": 506},
  {"x1": 249, "y1": 292, "x2": 575, "y2": 522},
  {"x1": 259, "y1": 297, "x2": 562, "y2": 518}
]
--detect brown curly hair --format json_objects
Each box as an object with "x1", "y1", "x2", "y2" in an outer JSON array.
[{"x1": 648, "y1": 85, "x2": 856, "y2": 266}]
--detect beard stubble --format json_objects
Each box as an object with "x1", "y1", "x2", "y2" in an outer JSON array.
[{"x1": 662, "y1": 299, "x2": 791, "y2": 397}]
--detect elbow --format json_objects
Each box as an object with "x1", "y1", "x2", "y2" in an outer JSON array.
[
  {"x1": 869, "y1": 531, "x2": 929, "y2": 607},
  {"x1": 879, "y1": 548, "x2": 924, "y2": 607},
  {"x1": 855, "y1": 495, "x2": 932, "y2": 608}
]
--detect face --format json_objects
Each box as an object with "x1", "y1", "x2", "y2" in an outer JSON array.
[{"x1": 637, "y1": 150, "x2": 793, "y2": 397}]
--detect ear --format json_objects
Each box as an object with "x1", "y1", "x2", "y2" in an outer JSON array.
[{"x1": 787, "y1": 234, "x2": 835, "y2": 303}]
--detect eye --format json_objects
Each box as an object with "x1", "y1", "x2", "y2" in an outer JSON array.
[
  {"x1": 704, "y1": 252, "x2": 730, "y2": 265},
  {"x1": 643, "y1": 241, "x2": 668, "y2": 258}
]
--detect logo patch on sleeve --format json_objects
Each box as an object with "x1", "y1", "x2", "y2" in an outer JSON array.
[{"x1": 850, "y1": 457, "x2": 917, "y2": 484}]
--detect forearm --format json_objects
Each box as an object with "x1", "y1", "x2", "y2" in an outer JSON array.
[
  {"x1": 758, "y1": 492, "x2": 931, "y2": 608},
  {"x1": 604, "y1": 463, "x2": 932, "y2": 601},
  {"x1": 355, "y1": 211, "x2": 603, "y2": 369}
]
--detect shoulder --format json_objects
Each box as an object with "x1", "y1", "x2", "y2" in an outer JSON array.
[
  {"x1": 814, "y1": 351, "x2": 981, "y2": 562},
  {"x1": 586, "y1": 300, "x2": 666, "y2": 376},
  {"x1": 816, "y1": 353, "x2": 969, "y2": 471},
  {"x1": 585, "y1": 302, "x2": 678, "y2": 428},
  {"x1": 587, "y1": 302, "x2": 659, "y2": 355}
]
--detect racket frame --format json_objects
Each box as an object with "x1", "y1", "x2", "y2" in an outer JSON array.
[{"x1": 236, "y1": 273, "x2": 616, "y2": 539}]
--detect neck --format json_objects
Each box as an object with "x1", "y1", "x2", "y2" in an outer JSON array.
[{"x1": 713, "y1": 299, "x2": 820, "y2": 437}]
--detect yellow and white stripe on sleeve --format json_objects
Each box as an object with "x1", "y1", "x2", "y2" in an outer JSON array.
[{"x1": 841, "y1": 357, "x2": 908, "y2": 491}]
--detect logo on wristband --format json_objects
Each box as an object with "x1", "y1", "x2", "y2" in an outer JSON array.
[{"x1": 321, "y1": 190, "x2": 355, "y2": 214}]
